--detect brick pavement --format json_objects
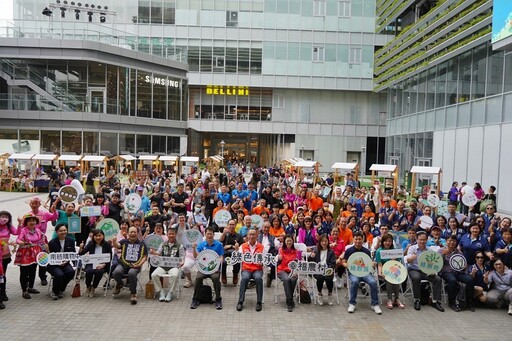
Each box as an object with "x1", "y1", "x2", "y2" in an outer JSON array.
[{"x1": 0, "y1": 192, "x2": 510, "y2": 341}]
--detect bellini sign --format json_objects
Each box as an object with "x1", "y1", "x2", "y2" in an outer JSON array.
[
  {"x1": 145, "y1": 76, "x2": 180, "y2": 88},
  {"x1": 205, "y1": 85, "x2": 249, "y2": 96}
]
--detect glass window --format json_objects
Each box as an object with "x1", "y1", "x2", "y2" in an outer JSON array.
[
  {"x1": 41, "y1": 130, "x2": 61, "y2": 154},
  {"x1": 312, "y1": 46, "x2": 325, "y2": 62},
  {"x1": 106, "y1": 65, "x2": 118, "y2": 115},
  {"x1": 436, "y1": 62, "x2": 447, "y2": 108},
  {"x1": 137, "y1": 134, "x2": 151, "y2": 155},
  {"x1": 338, "y1": 0, "x2": 351, "y2": 17},
  {"x1": 446, "y1": 59, "x2": 457, "y2": 105},
  {"x1": 119, "y1": 133, "x2": 135, "y2": 154},
  {"x1": 250, "y1": 48, "x2": 262, "y2": 74},
  {"x1": 100, "y1": 132, "x2": 118, "y2": 155},
  {"x1": 349, "y1": 47, "x2": 362, "y2": 64},
  {"x1": 487, "y1": 50, "x2": 504, "y2": 96},
  {"x1": 152, "y1": 136, "x2": 166, "y2": 154},
  {"x1": 153, "y1": 73, "x2": 167, "y2": 120},
  {"x1": 426, "y1": 68, "x2": 436, "y2": 110},
  {"x1": 83, "y1": 131, "x2": 99, "y2": 155},
  {"x1": 138, "y1": 0, "x2": 150, "y2": 23},
  {"x1": 62, "y1": 131, "x2": 81, "y2": 155},
  {"x1": 225, "y1": 47, "x2": 237, "y2": 73},
  {"x1": 238, "y1": 48, "x2": 250, "y2": 73},
  {"x1": 130, "y1": 69, "x2": 137, "y2": 116},
  {"x1": 417, "y1": 72, "x2": 427, "y2": 113},
  {"x1": 505, "y1": 52, "x2": 512, "y2": 93},
  {"x1": 226, "y1": 11, "x2": 238, "y2": 27},
  {"x1": 88, "y1": 62, "x2": 105, "y2": 87},
  {"x1": 137, "y1": 71, "x2": 152, "y2": 118},
  {"x1": 486, "y1": 96, "x2": 502, "y2": 124},
  {"x1": 313, "y1": 0, "x2": 326, "y2": 16},
  {"x1": 471, "y1": 44, "x2": 487, "y2": 100},
  {"x1": 167, "y1": 136, "x2": 180, "y2": 155},
  {"x1": 163, "y1": 0, "x2": 176, "y2": 24},
  {"x1": 457, "y1": 52, "x2": 471, "y2": 103},
  {"x1": 200, "y1": 47, "x2": 212, "y2": 72},
  {"x1": 119, "y1": 67, "x2": 128, "y2": 115},
  {"x1": 168, "y1": 78, "x2": 181, "y2": 120}
]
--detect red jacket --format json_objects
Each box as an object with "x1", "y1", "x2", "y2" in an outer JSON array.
[{"x1": 240, "y1": 242, "x2": 264, "y2": 272}]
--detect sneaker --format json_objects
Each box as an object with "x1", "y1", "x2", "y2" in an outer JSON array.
[
  {"x1": 159, "y1": 291, "x2": 166, "y2": 302},
  {"x1": 131, "y1": 294, "x2": 137, "y2": 305},
  {"x1": 113, "y1": 284, "x2": 123, "y2": 295},
  {"x1": 85, "y1": 287, "x2": 91, "y2": 297},
  {"x1": 57, "y1": 291, "x2": 64, "y2": 299},
  {"x1": 27, "y1": 288, "x2": 40, "y2": 294},
  {"x1": 256, "y1": 302, "x2": 262, "y2": 312},
  {"x1": 508, "y1": 304, "x2": 512, "y2": 316},
  {"x1": 317, "y1": 295, "x2": 324, "y2": 306},
  {"x1": 236, "y1": 302, "x2": 243, "y2": 311},
  {"x1": 373, "y1": 305, "x2": 382, "y2": 315},
  {"x1": 0, "y1": 302, "x2": 5, "y2": 310},
  {"x1": 165, "y1": 292, "x2": 173, "y2": 303},
  {"x1": 41, "y1": 279, "x2": 48, "y2": 286},
  {"x1": 215, "y1": 299, "x2": 223, "y2": 310},
  {"x1": 50, "y1": 292, "x2": 59, "y2": 300},
  {"x1": 347, "y1": 304, "x2": 356, "y2": 313},
  {"x1": 89, "y1": 288, "x2": 95, "y2": 298},
  {"x1": 286, "y1": 304, "x2": 293, "y2": 312},
  {"x1": 0, "y1": 294, "x2": 8, "y2": 302},
  {"x1": 190, "y1": 299, "x2": 200, "y2": 309},
  {"x1": 183, "y1": 279, "x2": 192, "y2": 288},
  {"x1": 328, "y1": 295, "x2": 334, "y2": 306}
]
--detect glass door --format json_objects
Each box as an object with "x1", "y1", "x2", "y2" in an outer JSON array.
[{"x1": 88, "y1": 87, "x2": 106, "y2": 113}]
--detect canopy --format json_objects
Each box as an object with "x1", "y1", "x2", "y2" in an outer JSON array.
[
  {"x1": 81, "y1": 155, "x2": 107, "y2": 162},
  {"x1": 282, "y1": 157, "x2": 305, "y2": 166},
  {"x1": 369, "y1": 164, "x2": 398, "y2": 172},
  {"x1": 410, "y1": 166, "x2": 442, "y2": 174},
  {"x1": 58, "y1": 155, "x2": 82, "y2": 161},
  {"x1": 180, "y1": 156, "x2": 199, "y2": 162},
  {"x1": 32, "y1": 154, "x2": 57, "y2": 161},
  {"x1": 8, "y1": 153, "x2": 34, "y2": 160},
  {"x1": 159, "y1": 156, "x2": 179, "y2": 162},
  {"x1": 295, "y1": 160, "x2": 322, "y2": 168},
  {"x1": 118, "y1": 155, "x2": 136, "y2": 161},
  {"x1": 331, "y1": 162, "x2": 358, "y2": 170},
  {"x1": 138, "y1": 155, "x2": 159, "y2": 161}
]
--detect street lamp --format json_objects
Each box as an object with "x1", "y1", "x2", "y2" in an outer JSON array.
[
  {"x1": 220, "y1": 140, "x2": 225, "y2": 166},
  {"x1": 361, "y1": 145, "x2": 366, "y2": 180}
]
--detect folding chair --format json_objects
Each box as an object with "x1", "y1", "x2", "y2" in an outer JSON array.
[{"x1": 158, "y1": 268, "x2": 182, "y2": 300}]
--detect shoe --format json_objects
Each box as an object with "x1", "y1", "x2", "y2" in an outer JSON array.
[
  {"x1": 449, "y1": 302, "x2": 461, "y2": 312},
  {"x1": 190, "y1": 300, "x2": 200, "y2": 309},
  {"x1": 394, "y1": 299, "x2": 405, "y2": 309},
  {"x1": 467, "y1": 305, "x2": 475, "y2": 312},
  {"x1": 431, "y1": 301, "x2": 445, "y2": 312},
  {"x1": 22, "y1": 292, "x2": 31, "y2": 299},
  {"x1": 85, "y1": 287, "x2": 91, "y2": 297},
  {"x1": 0, "y1": 294, "x2": 8, "y2": 302},
  {"x1": 57, "y1": 291, "x2": 64, "y2": 299},
  {"x1": 236, "y1": 302, "x2": 243, "y2": 311},
  {"x1": 215, "y1": 299, "x2": 223, "y2": 310},
  {"x1": 256, "y1": 302, "x2": 262, "y2": 312},
  {"x1": 0, "y1": 302, "x2": 5, "y2": 309},
  {"x1": 89, "y1": 288, "x2": 95, "y2": 298},
  {"x1": 347, "y1": 304, "x2": 356, "y2": 313},
  {"x1": 266, "y1": 274, "x2": 273, "y2": 288},
  {"x1": 386, "y1": 300, "x2": 394, "y2": 309},
  {"x1": 328, "y1": 295, "x2": 334, "y2": 306},
  {"x1": 27, "y1": 288, "x2": 40, "y2": 294},
  {"x1": 317, "y1": 295, "x2": 324, "y2": 306},
  {"x1": 131, "y1": 294, "x2": 137, "y2": 305},
  {"x1": 233, "y1": 274, "x2": 239, "y2": 285},
  {"x1": 372, "y1": 305, "x2": 382, "y2": 315},
  {"x1": 335, "y1": 276, "x2": 343, "y2": 289},
  {"x1": 221, "y1": 274, "x2": 227, "y2": 285},
  {"x1": 508, "y1": 304, "x2": 512, "y2": 316},
  {"x1": 414, "y1": 300, "x2": 421, "y2": 311},
  {"x1": 112, "y1": 284, "x2": 122, "y2": 295},
  {"x1": 50, "y1": 292, "x2": 58, "y2": 300},
  {"x1": 165, "y1": 292, "x2": 172, "y2": 302},
  {"x1": 291, "y1": 300, "x2": 296, "y2": 308},
  {"x1": 41, "y1": 279, "x2": 48, "y2": 286},
  {"x1": 159, "y1": 291, "x2": 166, "y2": 302},
  {"x1": 286, "y1": 304, "x2": 293, "y2": 312},
  {"x1": 183, "y1": 279, "x2": 192, "y2": 288}
]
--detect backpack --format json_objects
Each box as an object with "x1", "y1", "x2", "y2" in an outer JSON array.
[{"x1": 198, "y1": 285, "x2": 213, "y2": 304}]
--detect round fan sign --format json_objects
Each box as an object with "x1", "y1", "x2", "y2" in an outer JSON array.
[
  {"x1": 96, "y1": 218, "x2": 120, "y2": 241},
  {"x1": 382, "y1": 260, "x2": 408, "y2": 284},
  {"x1": 196, "y1": 249, "x2": 221, "y2": 275},
  {"x1": 58, "y1": 185, "x2": 79, "y2": 204},
  {"x1": 144, "y1": 234, "x2": 164, "y2": 251},
  {"x1": 427, "y1": 194, "x2": 440, "y2": 207},
  {"x1": 214, "y1": 210, "x2": 231, "y2": 228},
  {"x1": 347, "y1": 252, "x2": 373, "y2": 277},
  {"x1": 181, "y1": 229, "x2": 203, "y2": 249},
  {"x1": 449, "y1": 254, "x2": 467, "y2": 272},
  {"x1": 251, "y1": 214, "x2": 263, "y2": 229},
  {"x1": 418, "y1": 250, "x2": 443, "y2": 275},
  {"x1": 437, "y1": 201, "x2": 448, "y2": 216},
  {"x1": 124, "y1": 193, "x2": 142, "y2": 214},
  {"x1": 462, "y1": 193, "x2": 478, "y2": 207},
  {"x1": 419, "y1": 215, "x2": 434, "y2": 230},
  {"x1": 36, "y1": 252, "x2": 50, "y2": 266}
]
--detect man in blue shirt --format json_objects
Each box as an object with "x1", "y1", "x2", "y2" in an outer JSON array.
[
  {"x1": 190, "y1": 227, "x2": 224, "y2": 310},
  {"x1": 217, "y1": 185, "x2": 232, "y2": 207}
]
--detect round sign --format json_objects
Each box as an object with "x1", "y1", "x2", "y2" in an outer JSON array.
[
  {"x1": 347, "y1": 252, "x2": 373, "y2": 277},
  {"x1": 462, "y1": 185, "x2": 474, "y2": 195},
  {"x1": 250, "y1": 214, "x2": 263, "y2": 229},
  {"x1": 181, "y1": 229, "x2": 203, "y2": 250},
  {"x1": 214, "y1": 210, "x2": 231, "y2": 227},
  {"x1": 149, "y1": 255, "x2": 161, "y2": 267},
  {"x1": 427, "y1": 194, "x2": 440, "y2": 207},
  {"x1": 144, "y1": 234, "x2": 164, "y2": 251},
  {"x1": 324, "y1": 268, "x2": 334, "y2": 276},
  {"x1": 417, "y1": 250, "x2": 443, "y2": 275},
  {"x1": 58, "y1": 185, "x2": 78, "y2": 204},
  {"x1": 382, "y1": 260, "x2": 408, "y2": 284},
  {"x1": 96, "y1": 218, "x2": 120, "y2": 241},
  {"x1": 449, "y1": 254, "x2": 467, "y2": 272},
  {"x1": 419, "y1": 215, "x2": 434, "y2": 230},
  {"x1": 196, "y1": 249, "x2": 221, "y2": 275},
  {"x1": 36, "y1": 252, "x2": 50, "y2": 266},
  {"x1": 437, "y1": 201, "x2": 448, "y2": 216},
  {"x1": 124, "y1": 193, "x2": 142, "y2": 214},
  {"x1": 462, "y1": 193, "x2": 478, "y2": 207}
]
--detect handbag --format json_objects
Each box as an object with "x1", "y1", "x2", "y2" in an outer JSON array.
[
  {"x1": 299, "y1": 281, "x2": 311, "y2": 304},
  {"x1": 145, "y1": 280, "x2": 155, "y2": 299},
  {"x1": 71, "y1": 281, "x2": 81, "y2": 298}
]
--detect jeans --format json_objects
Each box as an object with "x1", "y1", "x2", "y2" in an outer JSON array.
[
  {"x1": 409, "y1": 269, "x2": 442, "y2": 301},
  {"x1": 277, "y1": 271, "x2": 297, "y2": 301},
  {"x1": 440, "y1": 271, "x2": 474, "y2": 304},
  {"x1": 239, "y1": 270, "x2": 263, "y2": 304},
  {"x1": 47, "y1": 263, "x2": 75, "y2": 295},
  {"x1": 349, "y1": 273, "x2": 379, "y2": 306},
  {"x1": 193, "y1": 271, "x2": 222, "y2": 301},
  {"x1": 113, "y1": 264, "x2": 140, "y2": 295}
]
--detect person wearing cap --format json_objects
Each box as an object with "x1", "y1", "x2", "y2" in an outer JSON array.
[
  {"x1": 427, "y1": 225, "x2": 446, "y2": 250},
  {"x1": 136, "y1": 186, "x2": 151, "y2": 215},
  {"x1": 15, "y1": 214, "x2": 48, "y2": 299}
]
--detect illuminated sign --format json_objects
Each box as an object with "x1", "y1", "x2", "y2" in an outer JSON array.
[
  {"x1": 145, "y1": 76, "x2": 180, "y2": 88},
  {"x1": 206, "y1": 85, "x2": 249, "y2": 96},
  {"x1": 492, "y1": 0, "x2": 512, "y2": 50}
]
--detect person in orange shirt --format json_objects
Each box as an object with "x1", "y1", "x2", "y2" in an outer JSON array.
[
  {"x1": 269, "y1": 216, "x2": 285, "y2": 240},
  {"x1": 361, "y1": 203, "x2": 376, "y2": 222},
  {"x1": 252, "y1": 199, "x2": 271, "y2": 216},
  {"x1": 212, "y1": 200, "x2": 229, "y2": 220},
  {"x1": 341, "y1": 203, "x2": 354, "y2": 219},
  {"x1": 279, "y1": 202, "x2": 294, "y2": 221},
  {"x1": 361, "y1": 222, "x2": 374, "y2": 246},
  {"x1": 308, "y1": 188, "x2": 324, "y2": 212},
  {"x1": 235, "y1": 228, "x2": 264, "y2": 312},
  {"x1": 338, "y1": 217, "x2": 354, "y2": 246}
]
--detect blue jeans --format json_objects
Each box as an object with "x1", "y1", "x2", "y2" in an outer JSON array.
[{"x1": 349, "y1": 273, "x2": 379, "y2": 306}]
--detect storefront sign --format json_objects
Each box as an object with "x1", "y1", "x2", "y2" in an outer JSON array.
[
  {"x1": 206, "y1": 85, "x2": 249, "y2": 96},
  {"x1": 145, "y1": 76, "x2": 180, "y2": 88}
]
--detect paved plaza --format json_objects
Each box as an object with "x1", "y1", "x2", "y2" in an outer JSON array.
[{"x1": 0, "y1": 192, "x2": 510, "y2": 341}]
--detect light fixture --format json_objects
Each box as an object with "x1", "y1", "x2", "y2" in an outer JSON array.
[
  {"x1": 100, "y1": 13, "x2": 106, "y2": 23},
  {"x1": 63, "y1": 1, "x2": 68, "y2": 4},
  {"x1": 60, "y1": 7, "x2": 66, "y2": 18},
  {"x1": 97, "y1": 6, "x2": 101, "y2": 9},
  {"x1": 75, "y1": 9, "x2": 80, "y2": 20},
  {"x1": 71, "y1": 2, "x2": 75, "y2": 5},
  {"x1": 56, "y1": 0, "x2": 61, "y2": 3},
  {"x1": 88, "y1": 11, "x2": 93, "y2": 22},
  {"x1": 42, "y1": 7, "x2": 53, "y2": 16},
  {"x1": 91, "y1": 4, "x2": 95, "y2": 8},
  {"x1": 104, "y1": 6, "x2": 108, "y2": 10},
  {"x1": 85, "y1": 3, "x2": 89, "y2": 7}
]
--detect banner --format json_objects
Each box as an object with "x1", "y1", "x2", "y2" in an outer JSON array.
[
  {"x1": 81, "y1": 253, "x2": 111, "y2": 268},
  {"x1": 36, "y1": 252, "x2": 79, "y2": 266},
  {"x1": 80, "y1": 206, "x2": 102, "y2": 217},
  {"x1": 379, "y1": 248, "x2": 404, "y2": 260},
  {"x1": 225, "y1": 251, "x2": 276, "y2": 266},
  {"x1": 287, "y1": 260, "x2": 333, "y2": 276},
  {"x1": 149, "y1": 255, "x2": 183, "y2": 268}
]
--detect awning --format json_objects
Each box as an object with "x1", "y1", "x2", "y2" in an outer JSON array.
[
  {"x1": 369, "y1": 164, "x2": 398, "y2": 172},
  {"x1": 58, "y1": 155, "x2": 83, "y2": 161},
  {"x1": 159, "y1": 156, "x2": 179, "y2": 162},
  {"x1": 81, "y1": 155, "x2": 107, "y2": 162},
  {"x1": 295, "y1": 160, "x2": 322, "y2": 168},
  {"x1": 138, "y1": 155, "x2": 159, "y2": 161},
  {"x1": 282, "y1": 157, "x2": 305, "y2": 166},
  {"x1": 118, "y1": 155, "x2": 136, "y2": 161},
  {"x1": 410, "y1": 166, "x2": 442, "y2": 174},
  {"x1": 32, "y1": 154, "x2": 57, "y2": 161},
  {"x1": 8, "y1": 153, "x2": 35, "y2": 160},
  {"x1": 180, "y1": 156, "x2": 199, "y2": 162},
  {"x1": 331, "y1": 162, "x2": 358, "y2": 170}
]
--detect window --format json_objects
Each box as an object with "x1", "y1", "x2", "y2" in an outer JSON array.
[
  {"x1": 273, "y1": 94, "x2": 285, "y2": 108},
  {"x1": 214, "y1": 56, "x2": 225, "y2": 69},
  {"x1": 338, "y1": 0, "x2": 351, "y2": 17},
  {"x1": 313, "y1": 0, "x2": 326, "y2": 16},
  {"x1": 226, "y1": 11, "x2": 238, "y2": 27},
  {"x1": 137, "y1": 0, "x2": 175, "y2": 24},
  {"x1": 312, "y1": 46, "x2": 325, "y2": 62},
  {"x1": 349, "y1": 47, "x2": 362, "y2": 64}
]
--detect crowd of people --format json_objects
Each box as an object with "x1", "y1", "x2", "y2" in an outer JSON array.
[{"x1": 0, "y1": 162, "x2": 510, "y2": 316}]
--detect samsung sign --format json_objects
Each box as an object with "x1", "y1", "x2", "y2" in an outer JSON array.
[{"x1": 145, "y1": 76, "x2": 180, "y2": 88}]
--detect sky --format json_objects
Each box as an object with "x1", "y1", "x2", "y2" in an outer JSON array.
[{"x1": 0, "y1": 0, "x2": 13, "y2": 20}]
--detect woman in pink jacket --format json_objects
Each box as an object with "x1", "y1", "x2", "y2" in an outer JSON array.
[{"x1": 0, "y1": 210, "x2": 17, "y2": 308}]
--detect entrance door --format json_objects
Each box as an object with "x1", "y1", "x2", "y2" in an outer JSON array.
[
  {"x1": 88, "y1": 88, "x2": 106, "y2": 114},
  {"x1": 347, "y1": 152, "x2": 360, "y2": 164}
]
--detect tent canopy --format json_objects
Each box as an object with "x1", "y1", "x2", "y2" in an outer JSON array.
[
  {"x1": 331, "y1": 162, "x2": 358, "y2": 170},
  {"x1": 81, "y1": 155, "x2": 107, "y2": 162},
  {"x1": 410, "y1": 166, "x2": 442, "y2": 174},
  {"x1": 295, "y1": 160, "x2": 321, "y2": 168},
  {"x1": 58, "y1": 155, "x2": 83, "y2": 161},
  {"x1": 138, "y1": 155, "x2": 159, "y2": 161},
  {"x1": 9, "y1": 153, "x2": 35, "y2": 160},
  {"x1": 159, "y1": 156, "x2": 179, "y2": 161},
  {"x1": 282, "y1": 157, "x2": 305, "y2": 166},
  {"x1": 32, "y1": 154, "x2": 57, "y2": 161},
  {"x1": 118, "y1": 155, "x2": 136, "y2": 161},
  {"x1": 181, "y1": 156, "x2": 200, "y2": 162},
  {"x1": 369, "y1": 164, "x2": 398, "y2": 172}
]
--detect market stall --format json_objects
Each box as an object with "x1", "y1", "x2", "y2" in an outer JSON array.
[
  {"x1": 7, "y1": 153, "x2": 36, "y2": 191},
  {"x1": 295, "y1": 160, "x2": 322, "y2": 187},
  {"x1": 409, "y1": 166, "x2": 442, "y2": 197},
  {"x1": 331, "y1": 162, "x2": 359, "y2": 183},
  {"x1": 159, "y1": 155, "x2": 179, "y2": 173},
  {"x1": 32, "y1": 154, "x2": 58, "y2": 191},
  {"x1": 58, "y1": 154, "x2": 83, "y2": 169},
  {"x1": 203, "y1": 155, "x2": 223, "y2": 173},
  {"x1": 180, "y1": 156, "x2": 200, "y2": 176},
  {"x1": 369, "y1": 164, "x2": 399, "y2": 197}
]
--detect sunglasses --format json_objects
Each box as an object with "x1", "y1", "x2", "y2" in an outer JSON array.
[
  {"x1": 486, "y1": 207, "x2": 494, "y2": 210},
  {"x1": 351, "y1": 210, "x2": 357, "y2": 213}
]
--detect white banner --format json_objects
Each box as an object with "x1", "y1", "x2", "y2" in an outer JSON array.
[
  {"x1": 379, "y1": 248, "x2": 404, "y2": 260},
  {"x1": 149, "y1": 255, "x2": 183, "y2": 268}
]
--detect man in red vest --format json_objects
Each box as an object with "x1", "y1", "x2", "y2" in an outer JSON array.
[{"x1": 236, "y1": 228, "x2": 264, "y2": 312}]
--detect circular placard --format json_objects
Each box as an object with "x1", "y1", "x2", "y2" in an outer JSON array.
[
  {"x1": 427, "y1": 194, "x2": 440, "y2": 207},
  {"x1": 449, "y1": 253, "x2": 467, "y2": 272},
  {"x1": 149, "y1": 255, "x2": 161, "y2": 267},
  {"x1": 124, "y1": 193, "x2": 142, "y2": 214},
  {"x1": 250, "y1": 214, "x2": 263, "y2": 229},
  {"x1": 180, "y1": 229, "x2": 203, "y2": 249},
  {"x1": 437, "y1": 201, "x2": 448, "y2": 216},
  {"x1": 96, "y1": 218, "x2": 120, "y2": 241},
  {"x1": 196, "y1": 249, "x2": 221, "y2": 275},
  {"x1": 419, "y1": 215, "x2": 434, "y2": 229},
  {"x1": 36, "y1": 252, "x2": 50, "y2": 267},
  {"x1": 144, "y1": 234, "x2": 164, "y2": 251},
  {"x1": 462, "y1": 193, "x2": 478, "y2": 207},
  {"x1": 417, "y1": 250, "x2": 443, "y2": 275},
  {"x1": 382, "y1": 260, "x2": 408, "y2": 284},
  {"x1": 58, "y1": 185, "x2": 79, "y2": 204},
  {"x1": 213, "y1": 210, "x2": 231, "y2": 228},
  {"x1": 347, "y1": 251, "x2": 373, "y2": 277}
]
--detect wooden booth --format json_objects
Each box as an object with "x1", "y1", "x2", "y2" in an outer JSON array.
[
  {"x1": 32, "y1": 154, "x2": 58, "y2": 192},
  {"x1": 410, "y1": 166, "x2": 442, "y2": 197},
  {"x1": 159, "y1": 155, "x2": 179, "y2": 173},
  {"x1": 180, "y1": 156, "x2": 200, "y2": 176},
  {"x1": 58, "y1": 154, "x2": 83, "y2": 170},
  {"x1": 369, "y1": 164, "x2": 399, "y2": 197},
  {"x1": 138, "y1": 155, "x2": 160, "y2": 172},
  {"x1": 331, "y1": 162, "x2": 359, "y2": 184},
  {"x1": 204, "y1": 155, "x2": 223, "y2": 173},
  {"x1": 295, "y1": 160, "x2": 322, "y2": 187}
]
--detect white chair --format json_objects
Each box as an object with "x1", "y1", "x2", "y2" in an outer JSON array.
[{"x1": 158, "y1": 268, "x2": 182, "y2": 300}]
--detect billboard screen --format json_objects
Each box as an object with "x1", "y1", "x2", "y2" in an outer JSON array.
[{"x1": 492, "y1": 0, "x2": 512, "y2": 50}]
